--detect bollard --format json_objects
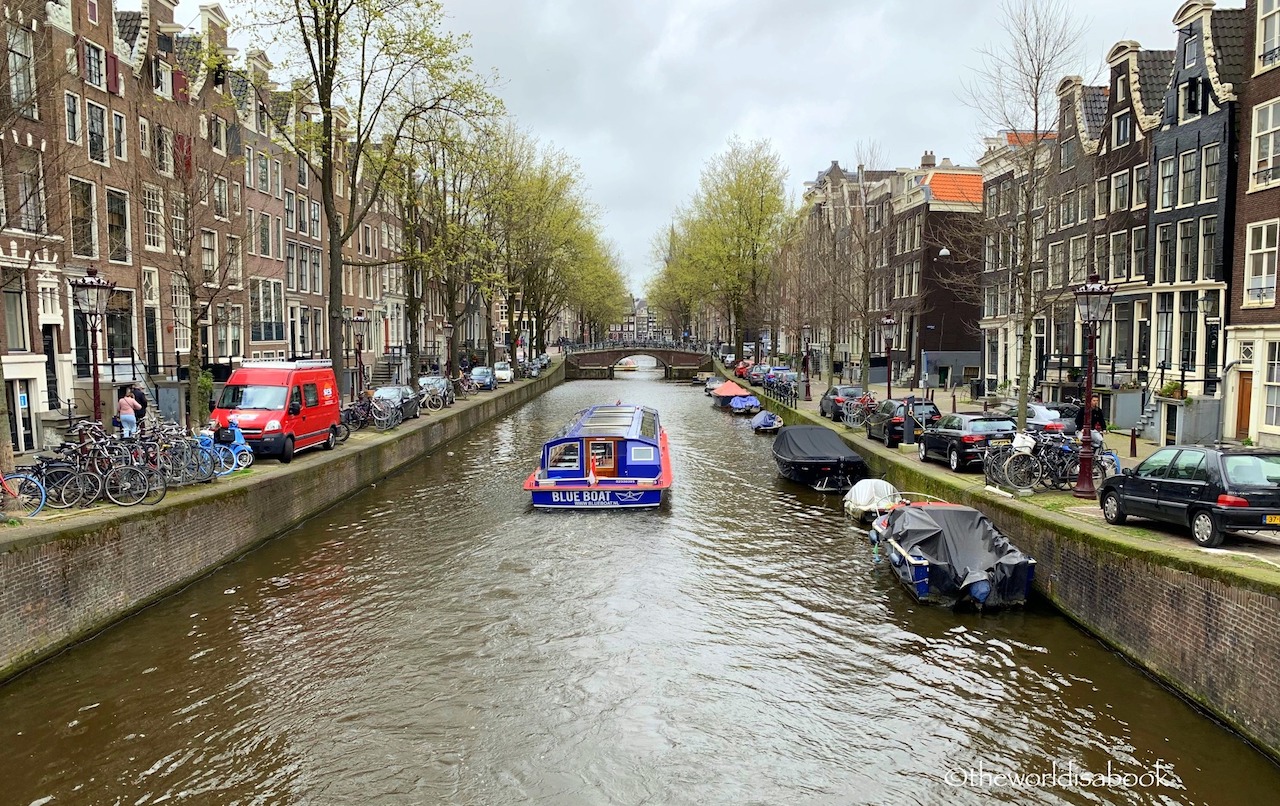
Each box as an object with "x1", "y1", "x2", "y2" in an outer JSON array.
[
  {"x1": 1130, "y1": 426, "x2": 1138, "y2": 458},
  {"x1": 951, "y1": 391, "x2": 957, "y2": 413},
  {"x1": 982, "y1": 398, "x2": 988, "y2": 412}
]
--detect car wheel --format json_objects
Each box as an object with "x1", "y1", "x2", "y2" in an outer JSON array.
[
  {"x1": 280, "y1": 436, "x2": 295, "y2": 464},
  {"x1": 1191, "y1": 510, "x2": 1223, "y2": 548},
  {"x1": 883, "y1": 429, "x2": 892, "y2": 448},
  {"x1": 948, "y1": 448, "x2": 961, "y2": 473},
  {"x1": 1101, "y1": 491, "x2": 1126, "y2": 525},
  {"x1": 917, "y1": 442, "x2": 927, "y2": 462},
  {"x1": 323, "y1": 427, "x2": 337, "y2": 450}
]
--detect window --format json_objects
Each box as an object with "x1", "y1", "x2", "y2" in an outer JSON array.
[
  {"x1": 1178, "y1": 220, "x2": 1198, "y2": 282},
  {"x1": 1169, "y1": 450, "x2": 1206, "y2": 482},
  {"x1": 257, "y1": 151, "x2": 269, "y2": 193},
  {"x1": 286, "y1": 241, "x2": 297, "y2": 289},
  {"x1": 86, "y1": 102, "x2": 107, "y2": 164},
  {"x1": 1134, "y1": 164, "x2": 1149, "y2": 207},
  {"x1": 1181, "y1": 79, "x2": 1203, "y2": 121},
  {"x1": 1048, "y1": 241, "x2": 1066, "y2": 287},
  {"x1": 65, "y1": 93, "x2": 80, "y2": 143},
  {"x1": 1095, "y1": 178, "x2": 1108, "y2": 218},
  {"x1": 1246, "y1": 221, "x2": 1278, "y2": 304},
  {"x1": 154, "y1": 59, "x2": 172, "y2": 98},
  {"x1": 244, "y1": 147, "x2": 253, "y2": 187},
  {"x1": 226, "y1": 235, "x2": 242, "y2": 284},
  {"x1": 1179, "y1": 291, "x2": 1198, "y2": 371},
  {"x1": 1112, "y1": 112, "x2": 1131, "y2": 147},
  {"x1": 1155, "y1": 292, "x2": 1174, "y2": 368},
  {"x1": 1200, "y1": 216, "x2": 1217, "y2": 281},
  {"x1": 1202, "y1": 144, "x2": 1220, "y2": 200},
  {"x1": 69, "y1": 178, "x2": 96, "y2": 257},
  {"x1": 1268, "y1": 343, "x2": 1280, "y2": 426},
  {"x1": 1109, "y1": 230, "x2": 1129, "y2": 281},
  {"x1": 1158, "y1": 157, "x2": 1176, "y2": 209},
  {"x1": 1060, "y1": 136, "x2": 1077, "y2": 169},
  {"x1": 1185, "y1": 35, "x2": 1198, "y2": 68},
  {"x1": 172, "y1": 275, "x2": 190, "y2": 351},
  {"x1": 201, "y1": 230, "x2": 217, "y2": 283},
  {"x1": 84, "y1": 41, "x2": 104, "y2": 87},
  {"x1": 249, "y1": 278, "x2": 285, "y2": 341},
  {"x1": 231, "y1": 182, "x2": 241, "y2": 215},
  {"x1": 1069, "y1": 236, "x2": 1087, "y2": 283},
  {"x1": 311, "y1": 249, "x2": 322, "y2": 290},
  {"x1": 170, "y1": 191, "x2": 186, "y2": 252},
  {"x1": 13, "y1": 149, "x2": 45, "y2": 232},
  {"x1": 106, "y1": 189, "x2": 128, "y2": 262},
  {"x1": 310, "y1": 201, "x2": 320, "y2": 237},
  {"x1": 139, "y1": 117, "x2": 149, "y2": 155},
  {"x1": 153, "y1": 125, "x2": 172, "y2": 175},
  {"x1": 258, "y1": 211, "x2": 270, "y2": 256},
  {"x1": 142, "y1": 184, "x2": 163, "y2": 250},
  {"x1": 1253, "y1": 100, "x2": 1280, "y2": 186},
  {"x1": 211, "y1": 117, "x2": 225, "y2": 153},
  {"x1": 213, "y1": 177, "x2": 228, "y2": 218},
  {"x1": 297, "y1": 155, "x2": 308, "y2": 187},
  {"x1": 1111, "y1": 171, "x2": 1130, "y2": 212},
  {"x1": 3, "y1": 272, "x2": 28, "y2": 351},
  {"x1": 1157, "y1": 223, "x2": 1175, "y2": 283},
  {"x1": 284, "y1": 190, "x2": 295, "y2": 230},
  {"x1": 1178, "y1": 151, "x2": 1198, "y2": 206},
  {"x1": 274, "y1": 160, "x2": 283, "y2": 197},
  {"x1": 274, "y1": 218, "x2": 283, "y2": 259},
  {"x1": 1115, "y1": 74, "x2": 1127, "y2": 102},
  {"x1": 112, "y1": 111, "x2": 126, "y2": 160},
  {"x1": 1264, "y1": 0, "x2": 1280, "y2": 67},
  {"x1": 7, "y1": 26, "x2": 36, "y2": 119}
]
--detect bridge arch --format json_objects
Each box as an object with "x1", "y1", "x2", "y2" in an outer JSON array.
[{"x1": 565, "y1": 342, "x2": 716, "y2": 380}]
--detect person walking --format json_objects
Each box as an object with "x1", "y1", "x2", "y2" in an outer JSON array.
[
  {"x1": 117, "y1": 389, "x2": 142, "y2": 437},
  {"x1": 131, "y1": 383, "x2": 148, "y2": 420}
]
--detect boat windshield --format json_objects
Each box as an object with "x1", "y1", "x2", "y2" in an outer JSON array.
[{"x1": 217, "y1": 384, "x2": 287, "y2": 410}]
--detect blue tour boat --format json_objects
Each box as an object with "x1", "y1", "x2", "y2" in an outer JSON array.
[{"x1": 524, "y1": 404, "x2": 673, "y2": 509}]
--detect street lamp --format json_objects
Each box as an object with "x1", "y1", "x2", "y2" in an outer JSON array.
[
  {"x1": 442, "y1": 319, "x2": 455, "y2": 373},
  {"x1": 881, "y1": 313, "x2": 897, "y2": 402},
  {"x1": 1073, "y1": 274, "x2": 1116, "y2": 500},
  {"x1": 344, "y1": 313, "x2": 369, "y2": 399},
  {"x1": 69, "y1": 267, "x2": 116, "y2": 424},
  {"x1": 801, "y1": 323, "x2": 813, "y2": 401}
]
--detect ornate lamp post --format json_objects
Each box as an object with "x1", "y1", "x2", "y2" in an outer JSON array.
[
  {"x1": 442, "y1": 320, "x2": 455, "y2": 374},
  {"x1": 1073, "y1": 274, "x2": 1117, "y2": 500},
  {"x1": 801, "y1": 323, "x2": 813, "y2": 401},
  {"x1": 69, "y1": 267, "x2": 116, "y2": 423},
  {"x1": 344, "y1": 313, "x2": 369, "y2": 399},
  {"x1": 881, "y1": 313, "x2": 897, "y2": 402}
]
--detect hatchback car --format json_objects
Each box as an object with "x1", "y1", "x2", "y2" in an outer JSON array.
[
  {"x1": 470, "y1": 366, "x2": 498, "y2": 391},
  {"x1": 748, "y1": 364, "x2": 771, "y2": 385},
  {"x1": 994, "y1": 402, "x2": 1076, "y2": 435},
  {"x1": 373, "y1": 385, "x2": 421, "y2": 419},
  {"x1": 865, "y1": 399, "x2": 943, "y2": 447},
  {"x1": 493, "y1": 361, "x2": 515, "y2": 383},
  {"x1": 819, "y1": 385, "x2": 862, "y2": 421},
  {"x1": 918, "y1": 413, "x2": 1017, "y2": 471},
  {"x1": 1098, "y1": 446, "x2": 1280, "y2": 547}
]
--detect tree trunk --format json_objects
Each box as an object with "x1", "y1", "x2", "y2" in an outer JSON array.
[
  {"x1": 0, "y1": 359, "x2": 15, "y2": 477},
  {"x1": 186, "y1": 289, "x2": 207, "y2": 427},
  {"x1": 405, "y1": 262, "x2": 422, "y2": 377}
]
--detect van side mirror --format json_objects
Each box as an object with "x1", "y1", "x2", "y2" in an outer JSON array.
[{"x1": 288, "y1": 402, "x2": 301, "y2": 416}]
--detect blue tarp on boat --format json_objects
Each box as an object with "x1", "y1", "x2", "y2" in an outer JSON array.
[{"x1": 730, "y1": 395, "x2": 760, "y2": 411}]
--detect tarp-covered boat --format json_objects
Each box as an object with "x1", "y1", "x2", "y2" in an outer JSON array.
[
  {"x1": 751, "y1": 411, "x2": 782, "y2": 433},
  {"x1": 771, "y1": 425, "x2": 868, "y2": 493},
  {"x1": 711, "y1": 380, "x2": 750, "y2": 408},
  {"x1": 704, "y1": 376, "x2": 722, "y2": 395},
  {"x1": 868, "y1": 503, "x2": 1036, "y2": 608},
  {"x1": 843, "y1": 478, "x2": 902, "y2": 523},
  {"x1": 730, "y1": 395, "x2": 760, "y2": 414}
]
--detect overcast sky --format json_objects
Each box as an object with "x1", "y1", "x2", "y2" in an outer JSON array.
[{"x1": 200, "y1": 0, "x2": 1185, "y2": 294}]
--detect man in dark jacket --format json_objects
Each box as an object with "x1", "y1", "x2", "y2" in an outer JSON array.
[
  {"x1": 1074, "y1": 395, "x2": 1106, "y2": 443},
  {"x1": 131, "y1": 384, "x2": 149, "y2": 419}
]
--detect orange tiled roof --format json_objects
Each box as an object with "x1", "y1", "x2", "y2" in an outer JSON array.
[
  {"x1": 927, "y1": 173, "x2": 984, "y2": 204},
  {"x1": 1005, "y1": 131, "x2": 1058, "y2": 145}
]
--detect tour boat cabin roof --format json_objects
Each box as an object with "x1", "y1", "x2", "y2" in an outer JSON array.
[{"x1": 557, "y1": 405, "x2": 660, "y2": 443}]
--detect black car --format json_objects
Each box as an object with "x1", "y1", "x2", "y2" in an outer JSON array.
[
  {"x1": 918, "y1": 413, "x2": 1017, "y2": 472},
  {"x1": 819, "y1": 385, "x2": 862, "y2": 421},
  {"x1": 1098, "y1": 446, "x2": 1280, "y2": 548},
  {"x1": 865, "y1": 398, "x2": 942, "y2": 447},
  {"x1": 373, "y1": 385, "x2": 421, "y2": 419}
]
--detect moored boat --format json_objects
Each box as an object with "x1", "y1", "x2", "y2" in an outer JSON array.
[
  {"x1": 710, "y1": 380, "x2": 750, "y2": 409},
  {"x1": 751, "y1": 410, "x2": 782, "y2": 433},
  {"x1": 771, "y1": 425, "x2": 869, "y2": 493},
  {"x1": 729, "y1": 395, "x2": 760, "y2": 415},
  {"x1": 843, "y1": 478, "x2": 902, "y2": 523},
  {"x1": 615, "y1": 357, "x2": 638, "y2": 371},
  {"x1": 523, "y1": 404, "x2": 672, "y2": 509},
  {"x1": 868, "y1": 501, "x2": 1036, "y2": 609}
]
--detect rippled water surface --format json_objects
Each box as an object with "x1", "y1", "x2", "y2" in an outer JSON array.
[{"x1": 2, "y1": 366, "x2": 1277, "y2": 805}]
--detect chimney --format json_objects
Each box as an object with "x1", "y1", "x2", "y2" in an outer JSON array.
[
  {"x1": 940, "y1": 157, "x2": 954, "y2": 168},
  {"x1": 921, "y1": 150, "x2": 936, "y2": 169}
]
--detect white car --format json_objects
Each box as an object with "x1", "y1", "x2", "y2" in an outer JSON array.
[{"x1": 493, "y1": 361, "x2": 515, "y2": 383}]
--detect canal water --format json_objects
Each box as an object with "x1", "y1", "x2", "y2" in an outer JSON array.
[{"x1": 1, "y1": 362, "x2": 1277, "y2": 805}]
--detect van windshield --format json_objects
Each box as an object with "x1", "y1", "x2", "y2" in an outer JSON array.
[{"x1": 218, "y1": 384, "x2": 287, "y2": 410}]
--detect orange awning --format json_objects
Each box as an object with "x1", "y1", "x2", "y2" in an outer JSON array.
[{"x1": 712, "y1": 381, "x2": 749, "y2": 397}]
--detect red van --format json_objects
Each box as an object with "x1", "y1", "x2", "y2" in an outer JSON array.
[{"x1": 209, "y1": 360, "x2": 341, "y2": 462}]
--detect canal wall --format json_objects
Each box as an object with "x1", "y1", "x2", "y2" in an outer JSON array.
[
  {"x1": 751, "y1": 384, "x2": 1280, "y2": 761},
  {"x1": 0, "y1": 361, "x2": 565, "y2": 682}
]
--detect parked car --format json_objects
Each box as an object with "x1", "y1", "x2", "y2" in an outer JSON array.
[
  {"x1": 748, "y1": 364, "x2": 771, "y2": 385},
  {"x1": 865, "y1": 398, "x2": 943, "y2": 447},
  {"x1": 918, "y1": 413, "x2": 1017, "y2": 472},
  {"x1": 374, "y1": 385, "x2": 421, "y2": 419},
  {"x1": 210, "y1": 360, "x2": 341, "y2": 463},
  {"x1": 417, "y1": 375, "x2": 455, "y2": 406},
  {"x1": 1043, "y1": 399, "x2": 1082, "y2": 422},
  {"x1": 994, "y1": 402, "x2": 1076, "y2": 435},
  {"x1": 819, "y1": 385, "x2": 862, "y2": 421},
  {"x1": 493, "y1": 361, "x2": 515, "y2": 383},
  {"x1": 734, "y1": 360, "x2": 754, "y2": 379},
  {"x1": 1099, "y1": 447, "x2": 1280, "y2": 548},
  {"x1": 765, "y1": 366, "x2": 792, "y2": 384},
  {"x1": 470, "y1": 366, "x2": 498, "y2": 391}
]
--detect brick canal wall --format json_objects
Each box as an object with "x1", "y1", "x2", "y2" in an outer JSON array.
[
  {"x1": 0, "y1": 362, "x2": 565, "y2": 682},
  {"x1": 753, "y1": 388, "x2": 1280, "y2": 761}
]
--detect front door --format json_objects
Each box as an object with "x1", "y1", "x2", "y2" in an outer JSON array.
[
  {"x1": 42, "y1": 325, "x2": 60, "y2": 410},
  {"x1": 1164, "y1": 403, "x2": 1178, "y2": 446},
  {"x1": 588, "y1": 440, "x2": 615, "y2": 477},
  {"x1": 1237, "y1": 371, "x2": 1254, "y2": 441},
  {"x1": 144, "y1": 308, "x2": 160, "y2": 375},
  {"x1": 6, "y1": 379, "x2": 33, "y2": 453}
]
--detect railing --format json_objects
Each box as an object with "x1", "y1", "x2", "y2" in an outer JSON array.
[
  {"x1": 566, "y1": 339, "x2": 709, "y2": 355},
  {"x1": 758, "y1": 378, "x2": 798, "y2": 409}
]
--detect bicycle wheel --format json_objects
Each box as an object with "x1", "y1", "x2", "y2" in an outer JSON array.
[
  {"x1": 142, "y1": 467, "x2": 168, "y2": 506},
  {"x1": 4, "y1": 473, "x2": 46, "y2": 517},
  {"x1": 212, "y1": 444, "x2": 236, "y2": 476},
  {"x1": 41, "y1": 465, "x2": 81, "y2": 509},
  {"x1": 335, "y1": 422, "x2": 351, "y2": 443},
  {"x1": 235, "y1": 447, "x2": 255, "y2": 469},
  {"x1": 74, "y1": 471, "x2": 103, "y2": 507},
  {"x1": 983, "y1": 449, "x2": 1008, "y2": 487},
  {"x1": 104, "y1": 465, "x2": 148, "y2": 506},
  {"x1": 1004, "y1": 453, "x2": 1042, "y2": 489},
  {"x1": 426, "y1": 394, "x2": 444, "y2": 412}
]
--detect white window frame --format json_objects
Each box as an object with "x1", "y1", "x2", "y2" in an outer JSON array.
[
  {"x1": 85, "y1": 100, "x2": 108, "y2": 165},
  {"x1": 138, "y1": 117, "x2": 150, "y2": 156},
  {"x1": 111, "y1": 110, "x2": 127, "y2": 160},
  {"x1": 211, "y1": 116, "x2": 225, "y2": 154},
  {"x1": 142, "y1": 183, "x2": 164, "y2": 251},
  {"x1": 1267, "y1": 342, "x2": 1280, "y2": 427},
  {"x1": 84, "y1": 40, "x2": 105, "y2": 88},
  {"x1": 1111, "y1": 170, "x2": 1130, "y2": 212},
  {"x1": 7, "y1": 26, "x2": 38, "y2": 120},
  {"x1": 1178, "y1": 150, "x2": 1198, "y2": 207},
  {"x1": 1158, "y1": 156, "x2": 1176, "y2": 209},
  {"x1": 200, "y1": 229, "x2": 218, "y2": 284},
  {"x1": 1252, "y1": 99, "x2": 1280, "y2": 188},
  {"x1": 64, "y1": 92, "x2": 81, "y2": 144},
  {"x1": 1112, "y1": 111, "x2": 1131, "y2": 148},
  {"x1": 68, "y1": 177, "x2": 97, "y2": 258},
  {"x1": 1202, "y1": 143, "x2": 1220, "y2": 200},
  {"x1": 104, "y1": 186, "x2": 130, "y2": 264},
  {"x1": 1263, "y1": 0, "x2": 1280, "y2": 70},
  {"x1": 1246, "y1": 220, "x2": 1279, "y2": 306}
]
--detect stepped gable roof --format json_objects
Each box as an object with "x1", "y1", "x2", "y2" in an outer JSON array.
[
  {"x1": 116, "y1": 11, "x2": 142, "y2": 48},
  {"x1": 1211, "y1": 8, "x2": 1249, "y2": 90},
  {"x1": 1080, "y1": 85, "x2": 1110, "y2": 138},
  {"x1": 925, "y1": 172, "x2": 982, "y2": 204},
  {"x1": 1135, "y1": 50, "x2": 1175, "y2": 114}
]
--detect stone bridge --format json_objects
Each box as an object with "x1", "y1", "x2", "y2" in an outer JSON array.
[{"x1": 565, "y1": 342, "x2": 716, "y2": 380}]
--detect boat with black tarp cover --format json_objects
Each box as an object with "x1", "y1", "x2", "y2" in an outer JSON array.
[{"x1": 771, "y1": 425, "x2": 868, "y2": 493}]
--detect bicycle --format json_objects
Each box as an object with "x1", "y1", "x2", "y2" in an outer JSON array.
[
  {"x1": 2, "y1": 472, "x2": 46, "y2": 517},
  {"x1": 1091, "y1": 439, "x2": 1122, "y2": 482}
]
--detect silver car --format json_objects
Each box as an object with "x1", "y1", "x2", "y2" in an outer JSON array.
[{"x1": 996, "y1": 403, "x2": 1076, "y2": 435}]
